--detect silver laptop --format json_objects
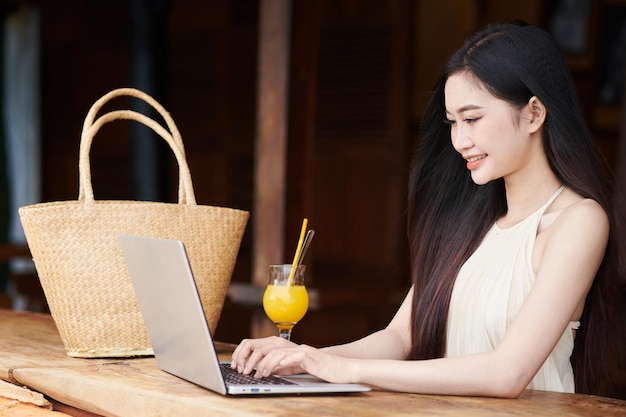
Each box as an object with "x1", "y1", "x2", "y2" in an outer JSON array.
[{"x1": 118, "y1": 234, "x2": 371, "y2": 395}]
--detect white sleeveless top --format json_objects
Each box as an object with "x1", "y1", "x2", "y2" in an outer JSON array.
[{"x1": 445, "y1": 186, "x2": 579, "y2": 392}]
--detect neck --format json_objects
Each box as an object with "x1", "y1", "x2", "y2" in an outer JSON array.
[{"x1": 502, "y1": 150, "x2": 562, "y2": 223}]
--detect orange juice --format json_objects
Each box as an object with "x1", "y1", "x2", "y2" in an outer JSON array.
[{"x1": 263, "y1": 284, "x2": 309, "y2": 326}]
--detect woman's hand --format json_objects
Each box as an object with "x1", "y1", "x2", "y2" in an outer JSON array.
[
  {"x1": 230, "y1": 336, "x2": 357, "y2": 384},
  {"x1": 231, "y1": 336, "x2": 298, "y2": 375}
]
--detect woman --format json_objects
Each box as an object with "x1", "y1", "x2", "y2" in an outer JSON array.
[{"x1": 231, "y1": 22, "x2": 622, "y2": 398}]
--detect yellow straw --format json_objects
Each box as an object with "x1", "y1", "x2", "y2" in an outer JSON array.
[{"x1": 287, "y1": 218, "x2": 308, "y2": 285}]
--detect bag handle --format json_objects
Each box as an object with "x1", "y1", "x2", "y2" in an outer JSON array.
[{"x1": 78, "y1": 88, "x2": 196, "y2": 205}]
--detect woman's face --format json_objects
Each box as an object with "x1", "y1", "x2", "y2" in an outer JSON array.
[{"x1": 444, "y1": 72, "x2": 536, "y2": 185}]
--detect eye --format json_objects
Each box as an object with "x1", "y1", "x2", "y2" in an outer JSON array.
[{"x1": 463, "y1": 117, "x2": 480, "y2": 124}]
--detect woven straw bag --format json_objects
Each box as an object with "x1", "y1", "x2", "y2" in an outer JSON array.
[{"x1": 18, "y1": 88, "x2": 249, "y2": 358}]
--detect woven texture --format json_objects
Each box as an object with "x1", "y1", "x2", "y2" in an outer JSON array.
[{"x1": 18, "y1": 88, "x2": 249, "y2": 358}]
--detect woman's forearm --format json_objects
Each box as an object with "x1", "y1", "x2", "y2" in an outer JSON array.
[
  {"x1": 351, "y1": 351, "x2": 528, "y2": 398},
  {"x1": 321, "y1": 326, "x2": 410, "y2": 360}
]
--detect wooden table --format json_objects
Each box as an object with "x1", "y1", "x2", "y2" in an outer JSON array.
[{"x1": 1, "y1": 309, "x2": 625, "y2": 417}]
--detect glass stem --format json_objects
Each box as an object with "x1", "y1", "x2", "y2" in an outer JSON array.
[{"x1": 279, "y1": 329, "x2": 292, "y2": 341}]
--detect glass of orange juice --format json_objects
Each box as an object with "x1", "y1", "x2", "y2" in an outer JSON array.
[{"x1": 263, "y1": 264, "x2": 309, "y2": 340}]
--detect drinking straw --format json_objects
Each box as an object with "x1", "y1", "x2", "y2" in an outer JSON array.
[{"x1": 287, "y1": 218, "x2": 308, "y2": 285}]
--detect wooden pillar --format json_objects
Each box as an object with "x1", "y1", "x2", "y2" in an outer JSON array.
[
  {"x1": 284, "y1": 0, "x2": 321, "y2": 270},
  {"x1": 252, "y1": 0, "x2": 291, "y2": 337}
]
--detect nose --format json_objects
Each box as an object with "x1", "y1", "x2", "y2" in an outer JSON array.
[{"x1": 450, "y1": 124, "x2": 473, "y2": 153}]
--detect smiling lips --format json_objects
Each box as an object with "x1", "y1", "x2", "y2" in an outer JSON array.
[{"x1": 465, "y1": 154, "x2": 486, "y2": 170}]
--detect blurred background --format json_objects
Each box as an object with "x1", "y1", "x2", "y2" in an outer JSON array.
[{"x1": 0, "y1": 0, "x2": 624, "y2": 394}]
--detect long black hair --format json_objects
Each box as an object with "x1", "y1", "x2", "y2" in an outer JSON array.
[{"x1": 407, "y1": 21, "x2": 621, "y2": 395}]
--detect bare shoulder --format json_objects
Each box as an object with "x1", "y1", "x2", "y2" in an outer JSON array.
[
  {"x1": 540, "y1": 189, "x2": 608, "y2": 234},
  {"x1": 534, "y1": 191, "x2": 609, "y2": 272},
  {"x1": 554, "y1": 195, "x2": 608, "y2": 229}
]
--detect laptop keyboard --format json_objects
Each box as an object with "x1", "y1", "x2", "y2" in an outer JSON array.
[{"x1": 220, "y1": 363, "x2": 297, "y2": 386}]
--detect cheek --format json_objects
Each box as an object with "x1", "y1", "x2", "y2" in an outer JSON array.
[
  {"x1": 486, "y1": 120, "x2": 524, "y2": 155},
  {"x1": 494, "y1": 134, "x2": 530, "y2": 170}
]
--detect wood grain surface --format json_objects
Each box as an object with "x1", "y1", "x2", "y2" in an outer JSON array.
[{"x1": 1, "y1": 309, "x2": 624, "y2": 417}]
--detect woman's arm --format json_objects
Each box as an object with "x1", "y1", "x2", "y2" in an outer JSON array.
[{"x1": 354, "y1": 200, "x2": 608, "y2": 396}]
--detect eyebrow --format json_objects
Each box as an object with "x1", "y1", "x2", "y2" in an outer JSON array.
[{"x1": 445, "y1": 104, "x2": 485, "y2": 114}]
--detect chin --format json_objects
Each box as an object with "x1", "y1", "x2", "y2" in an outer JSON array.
[{"x1": 470, "y1": 172, "x2": 491, "y2": 185}]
